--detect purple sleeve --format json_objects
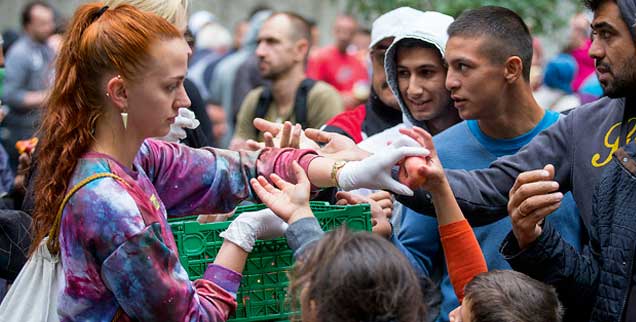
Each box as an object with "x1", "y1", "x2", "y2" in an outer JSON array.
[
  {"x1": 136, "y1": 139, "x2": 319, "y2": 217},
  {"x1": 101, "y1": 223, "x2": 240, "y2": 322}
]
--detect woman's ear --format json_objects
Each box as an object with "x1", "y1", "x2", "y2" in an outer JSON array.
[{"x1": 106, "y1": 75, "x2": 127, "y2": 111}]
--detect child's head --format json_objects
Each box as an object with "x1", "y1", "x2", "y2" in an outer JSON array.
[
  {"x1": 290, "y1": 227, "x2": 427, "y2": 322},
  {"x1": 458, "y1": 270, "x2": 563, "y2": 322}
]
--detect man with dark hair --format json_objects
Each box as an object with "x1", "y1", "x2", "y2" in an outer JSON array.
[
  {"x1": 393, "y1": 7, "x2": 582, "y2": 322},
  {"x1": 446, "y1": 6, "x2": 533, "y2": 82},
  {"x1": 395, "y1": 0, "x2": 636, "y2": 321},
  {"x1": 450, "y1": 270, "x2": 563, "y2": 322},
  {"x1": 230, "y1": 12, "x2": 343, "y2": 149},
  {"x1": 1, "y1": 1, "x2": 55, "y2": 171}
]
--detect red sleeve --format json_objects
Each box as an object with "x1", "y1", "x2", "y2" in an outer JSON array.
[
  {"x1": 324, "y1": 105, "x2": 366, "y2": 143},
  {"x1": 439, "y1": 220, "x2": 488, "y2": 302}
]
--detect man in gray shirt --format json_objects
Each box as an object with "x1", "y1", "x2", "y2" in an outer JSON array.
[{"x1": 1, "y1": 1, "x2": 55, "y2": 171}]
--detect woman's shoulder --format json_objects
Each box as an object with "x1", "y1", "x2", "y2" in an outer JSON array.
[{"x1": 61, "y1": 160, "x2": 146, "y2": 258}]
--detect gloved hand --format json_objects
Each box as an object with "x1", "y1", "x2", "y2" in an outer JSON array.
[
  {"x1": 337, "y1": 135, "x2": 430, "y2": 196},
  {"x1": 161, "y1": 107, "x2": 201, "y2": 142},
  {"x1": 219, "y1": 208, "x2": 289, "y2": 252}
]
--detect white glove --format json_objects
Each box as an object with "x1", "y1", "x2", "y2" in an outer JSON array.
[
  {"x1": 161, "y1": 107, "x2": 201, "y2": 142},
  {"x1": 219, "y1": 208, "x2": 288, "y2": 252},
  {"x1": 337, "y1": 135, "x2": 429, "y2": 196}
]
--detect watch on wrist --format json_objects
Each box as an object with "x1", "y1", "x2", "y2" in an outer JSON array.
[{"x1": 331, "y1": 160, "x2": 347, "y2": 188}]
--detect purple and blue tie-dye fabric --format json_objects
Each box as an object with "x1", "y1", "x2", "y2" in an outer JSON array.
[{"x1": 57, "y1": 139, "x2": 318, "y2": 321}]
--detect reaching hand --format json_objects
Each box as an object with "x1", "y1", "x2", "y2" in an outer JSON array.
[
  {"x1": 397, "y1": 127, "x2": 448, "y2": 192},
  {"x1": 250, "y1": 161, "x2": 314, "y2": 224},
  {"x1": 252, "y1": 118, "x2": 320, "y2": 150},
  {"x1": 336, "y1": 191, "x2": 392, "y2": 238},
  {"x1": 161, "y1": 108, "x2": 200, "y2": 143},
  {"x1": 219, "y1": 208, "x2": 288, "y2": 252},
  {"x1": 337, "y1": 135, "x2": 430, "y2": 196},
  {"x1": 509, "y1": 164, "x2": 563, "y2": 250},
  {"x1": 304, "y1": 128, "x2": 370, "y2": 161}
]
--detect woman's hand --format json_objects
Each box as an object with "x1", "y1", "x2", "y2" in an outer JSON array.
[
  {"x1": 219, "y1": 208, "x2": 288, "y2": 252},
  {"x1": 250, "y1": 161, "x2": 314, "y2": 224},
  {"x1": 160, "y1": 107, "x2": 200, "y2": 142},
  {"x1": 336, "y1": 134, "x2": 430, "y2": 196}
]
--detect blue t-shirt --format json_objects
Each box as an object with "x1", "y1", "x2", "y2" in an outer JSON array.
[{"x1": 392, "y1": 110, "x2": 584, "y2": 322}]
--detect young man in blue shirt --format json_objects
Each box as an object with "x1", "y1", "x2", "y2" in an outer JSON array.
[{"x1": 392, "y1": 7, "x2": 585, "y2": 322}]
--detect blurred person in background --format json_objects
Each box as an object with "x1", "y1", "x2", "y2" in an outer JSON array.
[
  {"x1": 1, "y1": 1, "x2": 55, "y2": 172},
  {"x1": 230, "y1": 12, "x2": 343, "y2": 149},
  {"x1": 353, "y1": 27, "x2": 372, "y2": 72},
  {"x1": 188, "y1": 20, "x2": 232, "y2": 100},
  {"x1": 321, "y1": 7, "x2": 417, "y2": 143},
  {"x1": 308, "y1": 15, "x2": 369, "y2": 110},
  {"x1": 208, "y1": 9, "x2": 272, "y2": 147},
  {"x1": 534, "y1": 53, "x2": 582, "y2": 112}
]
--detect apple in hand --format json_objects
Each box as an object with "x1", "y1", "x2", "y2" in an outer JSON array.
[{"x1": 398, "y1": 156, "x2": 428, "y2": 189}]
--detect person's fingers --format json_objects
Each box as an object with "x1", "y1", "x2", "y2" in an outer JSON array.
[
  {"x1": 178, "y1": 107, "x2": 195, "y2": 119},
  {"x1": 375, "y1": 198, "x2": 393, "y2": 210},
  {"x1": 257, "y1": 175, "x2": 278, "y2": 194},
  {"x1": 305, "y1": 128, "x2": 332, "y2": 144},
  {"x1": 253, "y1": 118, "x2": 282, "y2": 136},
  {"x1": 523, "y1": 201, "x2": 562, "y2": 223},
  {"x1": 390, "y1": 135, "x2": 421, "y2": 148},
  {"x1": 383, "y1": 208, "x2": 393, "y2": 218},
  {"x1": 368, "y1": 190, "x2": 392, "y2": 201},
  {"x1": 250, "y1": 178, "x2": 271, "y2": 201},
  {"x1": 280, "y1": 122, "x2": 292, "y2": 147},
  {"x1": 512, "y1": 192, "x2": 563, "y2": 219},
  {"x1": 246, "y1": 140, "x2": 264, "y2": 151},
  {"x1": 291, "y1": 161, "x2": 310, "y2": 186},
  {"x1": 336, "y1": 198, "x2": 349, "y2": 205},
  {"x1": 385, "y1": 180, "x2": 414, "y2": 196},
  {"x1": 290, "y1": 124, "x2": 302, "y2": 148},
  {"x1": 263, "y1": 132, "x2": 275, "y2": 148},
  {"x1": 508, "y1": 180, "x2": 560, "y2": 209},
  {"x1": 270, "y1": 173, "x2": 293, "y2": 190},
  {"x1": 335, "y1": 191, "x2": 365, "y2": 205},
  {"x1": 510, "y1": 167, "x2": 555, "y2": 197},
  {"x1": 392, "y1": 147, "x2": 430, "y2": 162}
]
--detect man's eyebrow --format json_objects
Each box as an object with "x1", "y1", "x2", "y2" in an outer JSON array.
[{"x1": 591, "y1": 21, "x2": 616, "y2": 31}]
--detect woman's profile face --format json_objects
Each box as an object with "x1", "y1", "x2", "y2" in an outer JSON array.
[{"x1": 123, "y1": 37, "x2": 191, "y2": 139}]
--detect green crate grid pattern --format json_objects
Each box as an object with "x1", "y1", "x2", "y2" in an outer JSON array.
[{"x1": 169, "y1": 201, "x2": 371, "y2": 322}]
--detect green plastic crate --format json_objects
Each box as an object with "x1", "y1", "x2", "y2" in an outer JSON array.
[{"x1": 168, "y1": 202, "x2": 372, "y2": 322}]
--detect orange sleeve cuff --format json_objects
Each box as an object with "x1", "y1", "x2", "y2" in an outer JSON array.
[{"x1": 439, "y1": 220, "x2": 488, "y2": 302}]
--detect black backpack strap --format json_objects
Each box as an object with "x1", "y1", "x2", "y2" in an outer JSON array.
[
  {"x1": 293, "y1": 78, "x2": 317, "y2": 129},
  {"x1": 253, "y1": 86, "x2": 274, "y2": 137},
  {"x1": 252, "y1": 79, "x2": 317, "y2": 137}
]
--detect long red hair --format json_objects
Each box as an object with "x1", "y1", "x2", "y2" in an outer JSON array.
[{"x1": 31, "y1": 3, "x2": 181, "y2": 254}]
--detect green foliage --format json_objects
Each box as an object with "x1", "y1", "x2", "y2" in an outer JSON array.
[{"x1": 344, "y1": 0, "x2": 582, "y2": 34}]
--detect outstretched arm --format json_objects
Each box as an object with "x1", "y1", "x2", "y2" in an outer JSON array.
[{"x1": 397, "y1": 115, "x2": 574, "y2": 226}]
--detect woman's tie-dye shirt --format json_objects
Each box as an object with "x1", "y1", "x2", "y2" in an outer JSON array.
[{"x1": 57, "y1": 139, "x2": 318, "y2": 321}]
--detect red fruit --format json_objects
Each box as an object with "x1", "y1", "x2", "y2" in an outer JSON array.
[
  {"x1": 398, "y1": 156, "x2": 428, "y2": 189},
  {"x1": 15, "y1": 137, "x2": 39, "y2": 154}
]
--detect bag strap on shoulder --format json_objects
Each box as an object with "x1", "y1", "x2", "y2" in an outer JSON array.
[{"x1": 47, "y1": 173, "x2": 128, "y2": 254}]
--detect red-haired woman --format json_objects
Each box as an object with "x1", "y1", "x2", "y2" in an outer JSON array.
[{"x1": 30, "y1": 3, "x2": 426, "y2": 321}]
